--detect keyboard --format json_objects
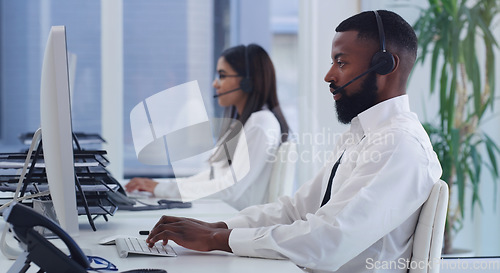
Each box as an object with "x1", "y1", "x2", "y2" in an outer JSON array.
[{"x1": 115, "y1": 237, "x2": 177, "y2": 258}]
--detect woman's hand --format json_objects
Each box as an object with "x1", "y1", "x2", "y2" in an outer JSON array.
[
  {"x1": 146, "y1": 215, "x2": 231, "y2": 252},
  {"x1": 125, "y1": 177, "x2": 159, "y2": 193}
]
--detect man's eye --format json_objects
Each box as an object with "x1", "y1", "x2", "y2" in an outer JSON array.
[
  {"x1": 219, "y1": 74, "x2": 227, "y2": 79},
  {"x1": 337, "y1": 60, "x2": 345, "y2": 68}
]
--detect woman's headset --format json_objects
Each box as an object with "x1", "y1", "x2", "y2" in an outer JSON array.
[{"x1": 239, "y1": 45, "x2": 253, "y2": 93}]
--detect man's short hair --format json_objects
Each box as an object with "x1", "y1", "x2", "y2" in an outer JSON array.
[{"x1": 336, "y1": 10, "x2": 417, "y2": 61}]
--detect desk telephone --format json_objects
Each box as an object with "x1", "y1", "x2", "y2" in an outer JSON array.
[
  {"x1": 4, "y1": 203, "x2": 89, "y2": 272},
  {"x1": 4, "y1": 203, "x2": 169, "y2": 273}
]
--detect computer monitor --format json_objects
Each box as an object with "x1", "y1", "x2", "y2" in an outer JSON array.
[{"x1": 40, "y1": 26, "x2": 79, "y2": 236}]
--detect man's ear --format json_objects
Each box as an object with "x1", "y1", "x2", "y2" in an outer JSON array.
[{"x1": 388, "y1": 53, "x2": 399, "y2": 74}]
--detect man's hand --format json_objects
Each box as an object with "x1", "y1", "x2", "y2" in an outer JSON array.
[
  {"x1": 125, "y1": 177, "x2": 158, "y2": 193},
  {"x1": 146, "y1": 215, "x2": 232, "y2": 252}
]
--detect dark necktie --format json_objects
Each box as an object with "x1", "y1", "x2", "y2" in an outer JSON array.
[{"x1": 321, "y1": 151, "x2": 344, "y2": 207}]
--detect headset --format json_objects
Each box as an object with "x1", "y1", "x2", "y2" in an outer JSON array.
[
  {"x1": 371, "y1": 10, "x2": 396, "y2": 75},
  {"x1": 213, "y1": 45, "x2": 253, "y2": 98},
  {"x1": 239, "y1": 45, "x2": 253, "y2": 93},
  {"x1": 332, "y1": 10, "x2": 396, "y2": 95}
]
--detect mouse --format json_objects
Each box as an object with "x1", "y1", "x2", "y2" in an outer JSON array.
[{"x1": 98, "y1": 234, "x2": 131, "y2": 245}]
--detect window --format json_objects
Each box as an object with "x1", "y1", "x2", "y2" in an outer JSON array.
[
  {"x1": 0, "y1": 0, "x2": 299, "y2": 179},
  {"x1": 0, "y1": 0, "x2": 101, "y2": 153},
  {"x1": 122, "y1": 0, "x2": 216, "y2": 177}
]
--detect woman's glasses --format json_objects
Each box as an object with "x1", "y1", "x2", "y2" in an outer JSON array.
[{"x1": 214, "y1": 74, "x2": 242, "y2": 84}]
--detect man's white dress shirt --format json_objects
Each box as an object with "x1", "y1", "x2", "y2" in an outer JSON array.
[
  {"x1": 225, "y1": 95, "x2": 442, "y2": 272},
  {"x1": 153, "y1": 109, "x2": 281, "y2": 210}
]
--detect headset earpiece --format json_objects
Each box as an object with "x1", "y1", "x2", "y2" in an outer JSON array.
[
  {"x1": 239, "y1": 77, "x2": 252, "y2": 93},
  {"x1": 371, "y1": 51, "x2": 395, "y2": 75},
  {"x1": 372, "y1": 10, "x2": 395, "y2": 75},
  {"x1": 240, "y1": 45, "x2": 253, "y2": 93}
]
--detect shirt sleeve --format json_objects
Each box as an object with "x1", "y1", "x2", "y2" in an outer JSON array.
[
  {"x1": 152, "y1": 170, "x2": 210, "y2": 200},
  {"x1": 226, "y1": 131, "x2": 437, "y2": 271}
]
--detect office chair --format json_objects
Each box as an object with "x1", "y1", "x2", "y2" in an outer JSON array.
[
  {"x1": 267, "y1": 142, "x2": 297, "y2": 203},
  {"x1": 409, "y1": 179, "x2": 449, "y2": 273}
]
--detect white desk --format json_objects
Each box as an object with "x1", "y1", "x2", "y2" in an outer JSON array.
[{"x1": 1, "y1": 199, "x2": 304, "y2": 273}]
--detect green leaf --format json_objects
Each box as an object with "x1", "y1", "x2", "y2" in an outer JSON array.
[
  {"x1": 485, "y1": 133, "x2": 500, "y2": 153},
  {"x1": 485, "y1": 134, "x2": 500, "y2": 177},
  {"x1": 468, "y1": 145, "x2": 484, "y2": 215},
  {"x1": 442, "y1": 0, "x2": 456, "y2": 15},
  {"x1": 439, "y1": 65, "x2": 449, "y2": 129},
  {"x1": 456, "y1": 162, "x2": 466, "y2": 218},
  {"x1": 429, "y1": 0, "x2": 440, "y2": 13},
  {"x1": 486, "y1": 44, "x2": 496, "y2": 110},
  {"x1": 447, "y1": 74, "x2": 457, "y2": 132},
  {"x1": 430, "y1": 42, "x2": 441, "y2": 93},
  {"x1": 470, "y1": 56, "x2": 482, "y2": 117},
  {"x1": 477, "y1": 12, "x2": 499, "y2": 48}
]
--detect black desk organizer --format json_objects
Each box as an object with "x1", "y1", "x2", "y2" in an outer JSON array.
[{"x1": 0, "y1": 132, "x2": 122, "y2": 231}]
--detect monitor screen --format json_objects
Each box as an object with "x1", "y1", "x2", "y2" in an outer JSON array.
[{"x1": 40, "y1": 26, "x2": 79, "y2": 236}]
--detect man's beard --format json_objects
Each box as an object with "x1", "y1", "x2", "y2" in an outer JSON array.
[{"x1": 334, "y1": 72, "x2": 378, "y2": 124}]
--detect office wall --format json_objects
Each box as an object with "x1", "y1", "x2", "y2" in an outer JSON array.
[{"x1": 297, "y1": 0, "x2": 358, "y2": 184}]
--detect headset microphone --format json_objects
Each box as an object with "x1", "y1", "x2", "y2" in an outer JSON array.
[
  {"x1": 332, "y1": 60, "x2": 387, "y2": 95},
  {"x1": 213, "y1": 87, "x2": 242, "y2": 98}
]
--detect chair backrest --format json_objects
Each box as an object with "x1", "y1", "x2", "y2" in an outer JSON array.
[
  {"x1": 267, "y1": 142, "x2": 297, "y2": 203},
  {"x1": 409, "y1": 179, "x2": 449, "y2": 273}
]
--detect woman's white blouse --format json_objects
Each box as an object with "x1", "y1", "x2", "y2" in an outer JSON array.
[{"x1": 153, "y1": 109, "x2": 282, "y2": 210}]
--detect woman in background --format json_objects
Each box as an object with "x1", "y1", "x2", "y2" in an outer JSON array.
[{"x1": 125, "y1": 44, "x2": 289, "y2": 210}]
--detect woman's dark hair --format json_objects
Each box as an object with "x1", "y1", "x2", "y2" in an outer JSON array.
[{"x1": 210, "y1": 44, "x2": 289, "y2": 163}]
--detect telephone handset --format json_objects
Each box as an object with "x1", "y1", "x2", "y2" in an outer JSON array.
[{"x1": 4, "y1": 202, "x2": 88, "y2": 273}]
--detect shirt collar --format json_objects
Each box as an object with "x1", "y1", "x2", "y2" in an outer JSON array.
[{"x1": 351, "y1": 94, "x2": 411, "y2": 135}]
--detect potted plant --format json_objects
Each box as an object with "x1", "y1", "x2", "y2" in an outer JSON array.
[{"x1": 413, "y1": 0, "x2": 500, "y2": 254}]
